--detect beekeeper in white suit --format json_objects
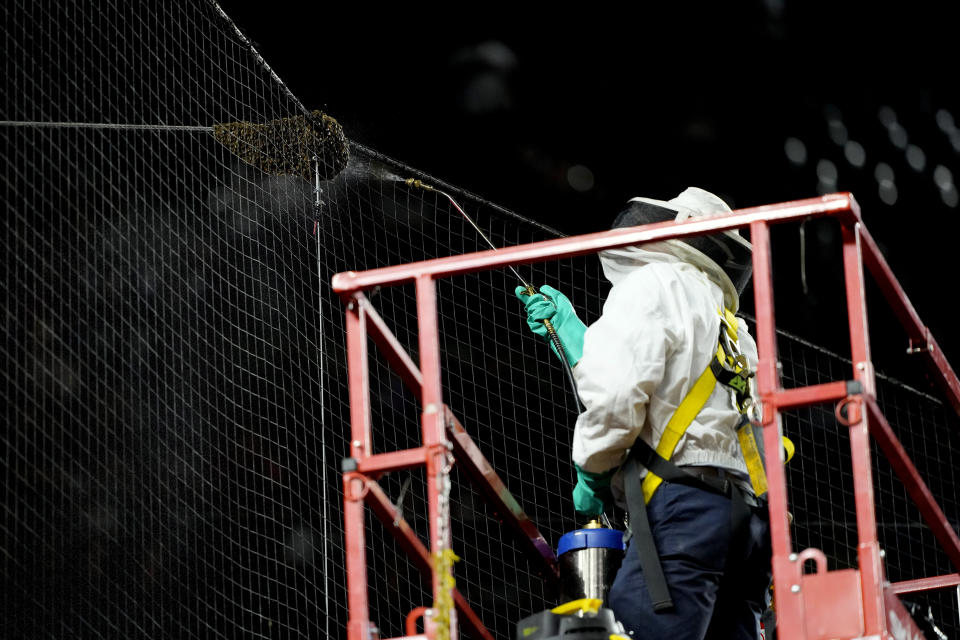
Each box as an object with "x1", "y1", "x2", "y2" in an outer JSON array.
[{"x1": 517, "y1": 187, "x2": 772, "y2": 640}]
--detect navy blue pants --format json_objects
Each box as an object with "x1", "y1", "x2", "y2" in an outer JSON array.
[{"x1": 608, "y1": 481, "x2": 772, "y2": 640}]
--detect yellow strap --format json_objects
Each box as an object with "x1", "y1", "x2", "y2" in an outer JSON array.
[
  {"x1": 736, "y1": 422, "x2": 769, "y2": 496},
  {"x1": 641, "y1": 360, "x2": 719, "y2": 504},
  {"x1": 723, "y1": 308, "x2": 739, "y2": 340},
  {"x1": 432, "y1": 549, "x2": 460, "y2": 640},
  {"x1": 551, "y1": 598, "x2": 603, "y2": 615},
  {"x1": 783, "y1": 436, "x2": 796, "y2": 463}
]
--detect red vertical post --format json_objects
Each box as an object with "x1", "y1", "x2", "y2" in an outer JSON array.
[
  {"x1": 415, "y1": 275, "x2": 457, "y2": 640},
  {"x1": 750, "y1": 221, "x2": 806, "y2": 639},
  {"x1": 345, "y1": 296, "x2": 374, "y2": 640},
  {"x1": 841, "y1": 222, "x2": 885, "y2": 636}
]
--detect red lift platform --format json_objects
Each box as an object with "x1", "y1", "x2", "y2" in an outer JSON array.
[{"x1": 331, "y1": 192, "x2": 960, "y2": 640}]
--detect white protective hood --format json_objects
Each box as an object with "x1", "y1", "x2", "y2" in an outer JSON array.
[{"x1": 599, "y1": 187, "x2": 749, "y2": 312}]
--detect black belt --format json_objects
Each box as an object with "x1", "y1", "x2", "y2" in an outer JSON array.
[{"x1": 685, "y1": 466, "x2": 763, "y2": 508}]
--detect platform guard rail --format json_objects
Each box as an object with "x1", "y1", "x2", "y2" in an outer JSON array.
[{"x1": 331, "y1": 192, "x2": 960, "y2": 640}]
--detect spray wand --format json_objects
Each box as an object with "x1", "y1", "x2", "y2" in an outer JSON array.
[{"x1": 403, "y1": 178, "x2": 582, "y2": 407}]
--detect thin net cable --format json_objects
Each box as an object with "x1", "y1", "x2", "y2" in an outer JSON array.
[
  {"x1": 0, "y1": 120, "x2": 212, "y2": 130},
  {"x1": 313, "y1": 160, "x2": 332, "y2": 638}
]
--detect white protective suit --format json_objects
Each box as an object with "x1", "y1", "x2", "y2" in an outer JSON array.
[{"x1": 571, "y1": 187, "x2": 758, "y2": 502}]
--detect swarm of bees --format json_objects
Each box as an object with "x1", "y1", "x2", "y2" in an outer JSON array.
[{"x1": 213, "y1": 110, "x2": 349, "y2": 181}]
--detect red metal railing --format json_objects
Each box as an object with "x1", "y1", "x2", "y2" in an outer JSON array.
[{"x1": 332, "y1": 192, "x2": 960, "y2": 640}]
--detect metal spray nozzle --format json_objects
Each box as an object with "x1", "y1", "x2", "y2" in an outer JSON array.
[{"x1": 403, "y1": 177, "x2": 435, "y2": 191}]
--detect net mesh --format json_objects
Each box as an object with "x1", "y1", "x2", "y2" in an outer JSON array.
[{"x1": 3, "y1": 2, "x2": 959, "y2": 639}]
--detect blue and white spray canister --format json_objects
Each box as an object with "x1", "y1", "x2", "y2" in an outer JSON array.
[{"x1": 556, "y1": 522, "x2": 626, "y2": 604}]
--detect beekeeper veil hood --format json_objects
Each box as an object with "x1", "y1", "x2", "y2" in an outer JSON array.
[{"x1": 600, "y1": 187, "x2": 752, "y2": 311}]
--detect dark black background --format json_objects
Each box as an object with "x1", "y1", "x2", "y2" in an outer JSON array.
[{"x1": 222, "y1": 0, "x2": 960, "y2": 385}]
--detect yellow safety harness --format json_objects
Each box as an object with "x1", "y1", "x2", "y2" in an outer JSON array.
[
  {"x1": 622, "y1": 308, "x2": 794, "y2": 613},
  {"x1": 640, "y1": 307, "x2": 793, "y2": 504}
]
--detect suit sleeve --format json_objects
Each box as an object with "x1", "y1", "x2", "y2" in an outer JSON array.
[{"x1": 571, "y1": 272, "x2": 674, "y2": 473}]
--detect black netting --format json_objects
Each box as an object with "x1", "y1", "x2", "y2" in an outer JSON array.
[{"x1": 3, "y1": 2, "x2": 959, "y2": 640}]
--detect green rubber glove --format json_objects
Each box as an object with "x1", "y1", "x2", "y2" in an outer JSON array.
[
  {"x1": 572, "y1": 465, "x2": 615, "y2": 517},
  {"x1": 514, "y1": 284, "x2": 587, "y2": 367}
]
